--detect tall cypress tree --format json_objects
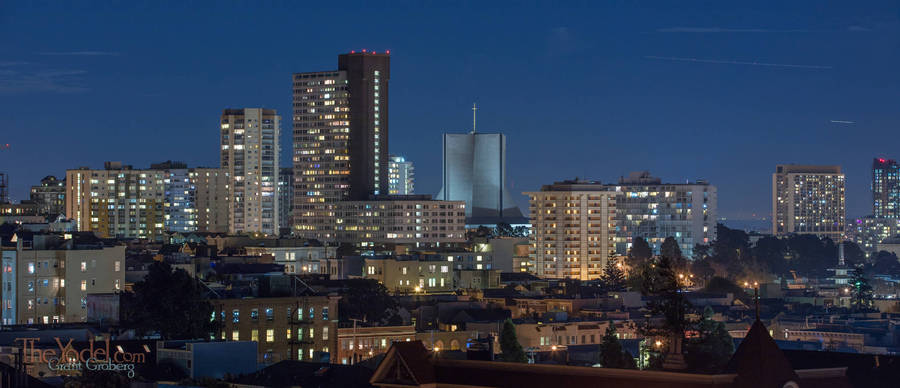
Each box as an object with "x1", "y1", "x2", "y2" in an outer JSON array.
[
  {"x1": 602, "y1": 257, "x2": 627, "y2": 292},
  {"x1": 598, "y1": 323, "x2": 636, "y2": 369},
  {"x1": 499, "y1": 318, "x2": 527, "y2": 363}
]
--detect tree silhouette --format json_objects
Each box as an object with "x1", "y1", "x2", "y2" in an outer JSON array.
[
  {"x1": 851, "y1": 267, "x2": 874, "y2": 311},
  {"x1": 598, "y1": 323, "x2": 636, "y2": 369},
  {"x1": 499, "y1": 318, "x2": 527, "y2": 363},
  {"x1": 121, "y1": 261, "x2": 218, "y2": 340},
  {"x1": 601, "y1": 257, "x2": 627, "y2": 292}
]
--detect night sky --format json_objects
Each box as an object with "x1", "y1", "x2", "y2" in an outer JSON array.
[{"x1": 2, "y1": 1, "x2": 899, "y2": 227}]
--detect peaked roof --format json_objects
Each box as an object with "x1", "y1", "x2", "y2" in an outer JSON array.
[
  {"x1": 725, "y1": 319, "x2": 799, "y2": 387},
  {"x1": 370, "y1": 341, "x2": 435, "y2": 386}
]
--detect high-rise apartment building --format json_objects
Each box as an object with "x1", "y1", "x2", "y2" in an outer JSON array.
[
  {"x1": 66, "y1": 162, "x2": 168, "y2": 239},
  {"x1": 192, "y1": 167, "x2": 229, "y2": 234},
  {"x1": 278, "y1": 167, "x2": 294, "y2": 235},
  {"x1": 608, "y1": 171, "x2": 716, "y2": 258},
  {"x1": 772, "y1": 165, "x2": 845, "y2": 239},
  {"x1": 437, "y1": 132, "x2": 527, "y2": 226},
  {"x1": 151, "y1": 161, "x2": 196, "y2": 233},
  {"x1": 220, "y1": 108, "x2": 280, "y2": 236},
  {"x1": 66, "y1": 163, "x2": 229, "y2": 238},
  {"x1": 849, "y1": 216, "x2": 900, "y2": 255},
  {"x1": 388, "y1": 155, "x2": 414, "y2": 195},
  {"x1": 293, "y1": 51, "x2": 390, "y2": 240},
  {"x1": 873, "y1": 158, "x2": 900, "y2": 218},
  {"x1": 29, "y1": 176, "x2": 66, "y2": 216},
  {"x1": 525, "y1": 180, "x2": 617, "y2": 280}
]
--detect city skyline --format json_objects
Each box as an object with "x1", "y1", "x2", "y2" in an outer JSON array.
[{"x1": 2, "y1": 2, "x2": 900, "y2": 224}]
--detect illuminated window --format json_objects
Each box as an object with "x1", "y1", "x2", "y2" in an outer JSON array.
[
  {"x1": 251, "y1": 329, "x2": 259, "y2": 342},
  {"x1": 80, "y1": 280, "x2": 87, "y2": 291},
  {"x1": 266, "y1": 329, "x2": 274, "y2": 342},
  {"x1": 232, "y1": 330, "x2": 240, "y2": 341}
]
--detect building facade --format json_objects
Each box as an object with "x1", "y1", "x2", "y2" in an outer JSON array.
[
  {"x1": 848, "y1": 216, "x2": 900, "y2": 255},
  {"x1": 337, "y1": 325, "x2": 416, "y2": 365},
  {"x1": 66, "y1": 163, "x2": 228, "y2": 238},
  {"x1": 1, "y1": 247, "x2": 15, "y2": 326},
  {"x1": 364, "y1": 257, "x2": 456, "y2": 294},
  {"x1": 388, "y1": 155, "x2": 414, "y2": 195},
  {"x1": 293, "y1": 51, "x2": 390, "y2": 240},
  {"x1": 213, "y1": 295, "x2": 339, "y2": 363},
  {"x1": 772, "y1": 165, "x2": 845, "y2": 239},
  {"x1": 609, "y1": 171, "x2": 716, "y2": 258},
  {"x1": 66, "y1": 163, "x2": 168, "y2": 239},
  {"x1": 220, "y1": 108, "x2": 280, "y2": 236},
  {"x1": 873, "y1": 157, "x2": 900, "y2": 218},
  {"x1": 29, "y1": 176, "x2": 66, "y2": 216},
  {"x1": 191, "y1": 168, "x2": 229, "y2": 233},
  {"x1": 331, "y1": 197, "x2": 466, "y2": 245},
  {"x1": 278, "y1": 167, "x2": 293, "y2": 235},
  {"x1": 159, "y1": 163, "x2": 195, "y2": 233},
  {"x1": 15, "y1": 238, "x2": 124, "y2": 324},
  {"x1": 526, "y1": 180, "x2": 617, "y2": 280},
  {"x1": 244, "y1": 245, "x2": 337, "y2": 274},
  {"x1": 437, "y1": 132, "x2": 527, "y2": 226}
]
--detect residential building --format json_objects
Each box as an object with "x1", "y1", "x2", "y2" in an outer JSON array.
[
  {"x1": 511, "y1": 242, "x2": 535, "y2": 274},
  {"x1": 191, "y1": 167, "x2": 229, "y2": 233},
  {"x1": 337, "y1": 324, "x2": 416, "y2": 365},
  {"x1": 608, "y1": 171, "x2": 717, "y2": 258},
  {"x1": 156, "y1": 162, "x2": 195, "y2": 233},
  {"x1": 244, "y1": 245, "x2": 337, "y2": 274},
  {"x1": 13, "y1": 233, "x2": 124, "y2": 324},
  {"x1": 1, "y1": 246, "x2": 15, "y2": 326},
  {"x1": 220, "y1": 108, "x2": 281, "y2": 235},
  {"x1": 278, "y1": 167, "x2": 293, "y2": 235},
  {"x1": 363, "y1": 254, "x2": 499, "y2": 294},
  {"x1": 525, "y1": 180, "x2": 617, "y2": 280},
  {"x1": 388, "y1": 155, "x2": 414, "y2": 195},
  {"x1": 66, "y1": 163, "x2": 228, "y2": 238},
  {"x1": 29, "y1": 176, "x2": 66, "y2": 216},
  {"x1": 331, "y1": 196, "x2": 466, "y2": 245},
  {"x1": 437, "y1": 132, "x2": 527, "y2": 226},
  {"x1": 772, "y1": 165, "x2": 846, "y2": 239},
  {"x1": 848, "y1": 216, "x2": 900, "y2": 255},
  {"x1": 873, "y1": 157, "x2": 900, "y2": 218},
  {"x1": 370, "y1": 322, "x2": 853, "y2": 388},
  {"x1": 364, "y1": 257, "x2": 455, "y2": 294},
  {"x1": 66, "y1": 162, "x2": 168, "y2": 239},
  {"x1": 293, "y1": 51, "x2": 390, "y2": 240},
  {"x1": 212, "y1": 295, "x2": 339, "y2": 363}
]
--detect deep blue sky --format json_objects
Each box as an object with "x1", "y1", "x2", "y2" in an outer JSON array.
[{"x1": 2, "y1": 1, "x2": 899, "y2": 225}]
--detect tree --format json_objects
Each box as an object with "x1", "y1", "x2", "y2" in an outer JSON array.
[
  {"x1": 601, "y1": 257, "x2": 627, "y2": 292},
  {"x1": 850, "y1": 267, "x2": 874, "y2": 311},
  {"x1": 338, "y1": 279, "x2": 400, "y2": 325},
  {"x1": 639, "y1": 256, "x2": 692, "y2": 356},
  {"x1": 660, "y1": 237, "x2": 683, "y2": 265},
  {"x1": 598, "y1": 323, "x2": 636, "y2": 369},
  {"x1": 499, "y1": 318, "x2": 527, "y2": 363},
  {"x1": 628, "y1": 237, "x2": 653, "y2": 265},
  {"x1": 121, "y1": 261, "x2": 218, "y2": 340},
  {"x1": 872, "y1": 251, "x2": 900, "y2": 275},
  {"x1": 684, "y1": 307, "x2": 734, "y2": 373}
]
